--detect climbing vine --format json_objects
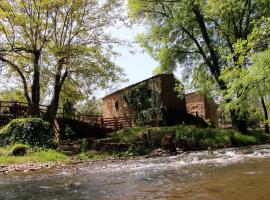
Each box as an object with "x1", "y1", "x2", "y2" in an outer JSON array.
[{"x1": 123, "y1": 78, "x2": 165, "y2": 125}]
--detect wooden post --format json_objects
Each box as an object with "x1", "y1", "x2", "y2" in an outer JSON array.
[
  {"x1": 53, "y1": 118, "x2": 61, "y2": 146},
  {"x1": 101, "y1": 117, "x2": 104, "y2": 127},
  {"x1": 115, "y1": 117, "x2": 118, "y2": 130}
]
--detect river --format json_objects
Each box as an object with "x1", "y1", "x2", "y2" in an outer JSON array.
[{"x1": 1, "y1": 145, "x2": 270, "y2": 200}]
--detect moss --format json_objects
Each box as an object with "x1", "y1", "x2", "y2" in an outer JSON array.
[{"x1": 0, "y1": 118, "x2": 56, "y2": 148}]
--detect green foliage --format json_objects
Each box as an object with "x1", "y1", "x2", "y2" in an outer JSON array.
[
  {"x1": 175, "y1": 126, "x2": 233, "y2": 149},
  {"x1": 123, "y1": 78, "x2": 164, "y2": 124},
  {"x1": 81, "y1": 138, "x2": 89, "y2": 153},
  {"x1": 0, "y1": 118, "x2": 56, "y2": 148},
  {"x1": 76, "y1": 97, "x2": 103, "y2": 116},
  {"x1": 220, "y1": 17, "x2": 270, "y2": 125},
  {"x1": 127, "y1": 0, "x2": 270, "y2": 79},
  {"x1": 0, "y1": 0, "x2": 126, "y2": 112},
  {"x1": 0, "y1": 89, "x2": 25, "y2": 102},
  {"x1": 111, "y1": 127, "x2": 148, "y2": 143},
  {"x1": 126, "y1": 142, "x2": 150, "y2": 156},
  {"x1": 123, "y1": 81, "x2": 161, "y2": 111},
  {"x1": 137, "y1": 107, "x2": 166, "y2": 125},
  {"x1": 75, "y1": 151, "x2": 110, "y2": 161},
  {"x1": 232, "y1": 132, "x2": 257, "y2": 146},
  {"x1": 128, "y1": 0, "x2": 270, "y2": 130},
  {"x1": 0, "y1": 145, "x2": 67, "y2": 165},
  {"x1": 63, "y1": 127, "x2": 76, "y2": 138},
  {"x1": 112, "y1": 125, "x2": 269, "y2": 152},
  {"x1": 174, "y1": 125, "x2": 269, "y2": 149}
]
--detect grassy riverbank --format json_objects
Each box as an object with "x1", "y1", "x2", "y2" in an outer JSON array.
[
  {"x1": 111, "y1": 125, "x2": 270, "y2": 150},
  {"x1": 0, "y1": 125, "x2": 270, "y2": 166},
  {"x1": 0, "y1": 145, "x2": 68, "y2": 165},
  {"x1": 0, "y1": 145, "x2": 113, "y2": 165}
]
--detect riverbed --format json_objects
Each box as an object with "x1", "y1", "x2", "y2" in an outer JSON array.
[{"x1": 1, "y1": 145, "x2": 270, "y2": 200}]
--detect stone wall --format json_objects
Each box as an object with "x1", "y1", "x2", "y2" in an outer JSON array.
[
  {"x1": 185, "y1": 92, "x2": 218, "y2": 127},
  {"x1": 204, "y1": 96, "x2": 219, "y2": 127},
  {"x1": 159, "y1": 74, "x2": 186, "y2": 113},
  {"x1": 102, "y1": 91, "x2": 135, "y2": 119},
  {"x1": 102, "y1": 74, "x2": 186, "y2": 125}
]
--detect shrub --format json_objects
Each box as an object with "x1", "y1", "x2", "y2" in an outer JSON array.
[
  {"x1": 0, "y1": 118, "x2": 56, "y2": 148},
  {"x1": 81, "y1": 138, "x2": 89, "y2": 152},
  {"x1": 175, "y1": 126, "x2": 233, "y2": 150},
  {"x1": 233, "y1": 132, "x2": 257, "y2": 146},
  {"x1": 63, "y1": 126, "x2": 76, "y2": 139},
  {"x1": 126, "y1": 143, "x2": 150, "y2": 156}
]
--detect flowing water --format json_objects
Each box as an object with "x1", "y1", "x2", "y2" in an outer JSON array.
[{"x1": 1, "y1": 145, "x2": 270, "y2": 200}]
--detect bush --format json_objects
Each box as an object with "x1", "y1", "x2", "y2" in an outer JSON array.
[
  {"x1": 232, "y1": 132, "x2": 257, "y2": 146},
  {"x1": 0, "y1": 118, "x2": 56, "y2": 148},
  {"x1": 126, "y1": 142, "x2": 150, "y2": 156},
  {"x1": 174, "y1": 125, "x2": 268, "y2": 149},
  {"x1": 112, "y1": 125, "x2": 270, "y2": 153},
  {"x1": 81, "y1": 138, "x2": 89, "y2": 152},
  {"x1": 63, "y1": 126, "x2": 76, "y2": 138},
  {"x1": 175, "y1": 126, "x2": 235, "y2": 150}
]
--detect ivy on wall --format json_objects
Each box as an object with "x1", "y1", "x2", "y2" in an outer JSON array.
[{"x1": 123, "y1": 79, "x2": 166, "y2": 125}]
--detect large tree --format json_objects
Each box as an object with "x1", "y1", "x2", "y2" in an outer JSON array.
[
  {"x1": 222, "y1": 18, "x2": 270, "y2": 133},
  {"x1": 0, "y1": 0, "x2": 125, "y2": 117},
  {"x1": 128, "y1": 0, "x2": 270, "y2": 132}
]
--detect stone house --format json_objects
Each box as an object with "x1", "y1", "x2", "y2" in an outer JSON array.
[
  {"x1": 185, "y1": 92, "x2": 218, "y2": 127},
  {"x1": 102, "y1": 74, "x2": 218, "y2": 127},
  {"x1": 102, "y1": 74, "x2": 186, "y2": 125}
]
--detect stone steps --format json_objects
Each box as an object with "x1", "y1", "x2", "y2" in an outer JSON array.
[{"x1": 59, "y1": 140, "x2": 81, "y2": 155}]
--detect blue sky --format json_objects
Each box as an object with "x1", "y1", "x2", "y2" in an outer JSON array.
[
  {"x1": 112, "y1": 26, "x2": 159, "y2": 88},
  {"x1": 99, "y1": 25, "x2": 183, "y2": 98},
  {"x1": 97, "y1": 24, "x2": 184, "y2": 98}
]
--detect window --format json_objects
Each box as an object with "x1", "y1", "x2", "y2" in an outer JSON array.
[
  {"x1": 115, "y1": 101, "x2": 119, "y2": 111},
  {"x1": 147, "y1": 89, "x2": 152, "y2": 97}
]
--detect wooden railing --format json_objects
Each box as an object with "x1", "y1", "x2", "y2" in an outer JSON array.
[
  {"x1": 102, "y1": 117, "x2": 134, "y2": 130},
  {"x1": 78, "y1": 114, "x2": 134, "y2": 130},
  {"x1": 0, "y1": 101, "x2": 134, "y2": 130}
]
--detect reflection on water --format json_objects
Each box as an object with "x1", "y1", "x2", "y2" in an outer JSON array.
[{"x1": 1, "y1": 145, "x2": 270, "y2": 200}]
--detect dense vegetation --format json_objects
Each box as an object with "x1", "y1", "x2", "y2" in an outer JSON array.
[
  {"x1": 111, "y1": 126, "x2": 270, "y2": 155},
  {"x1": 1, "y1": 0, "x2": 270, "y2": 168},
  {"x1": 0, "y1": 118, "x2": 56, "y2": 148},
  {"x1": 0, "y1": 0, "x2": 125, "y2": 117},
  {"x1": 1, "y1": 0, "x2": 270, "y2": 132},
  {"x1": 128, "y1": 0, "x2": 270, "y2": 133},
  {"x1": 123, "y1": 79, "x2": 165, "y2": 125}
]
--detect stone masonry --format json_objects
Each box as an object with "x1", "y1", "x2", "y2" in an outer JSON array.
[{"x1": 185, "y1": 92, "x2": 218, "y2": 127}]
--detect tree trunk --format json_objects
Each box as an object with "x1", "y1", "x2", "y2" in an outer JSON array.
[
  {"x1": 31, "y1": 52, "x2": 41, "y2": 116},
  {"x1": 192, "y1": 6, "x2": 248, "y2": 132},
  {"x1": 260, "y1": 96, "x2": 269, "y2": 134},
  {"x1": 230, "y1": 109, "x2": 248, "y2": 133},
  {"x1": 46, "y1": 65, "x2": 68, "y2": 119},
  {"x1": 46, "y1": 86, "x2": 61, "y2": 120}
]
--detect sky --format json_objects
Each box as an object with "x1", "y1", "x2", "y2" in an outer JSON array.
[{"x1": 106, "y1": 26, "x2": 159, "y2": 95}]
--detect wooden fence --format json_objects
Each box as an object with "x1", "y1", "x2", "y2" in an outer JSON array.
[
  {"x1": 78, "y1": 115, "x2": 134, "y2": 130},
  {"x1": 0, "y1": 101, "x2": 134, "y2": 130}
]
